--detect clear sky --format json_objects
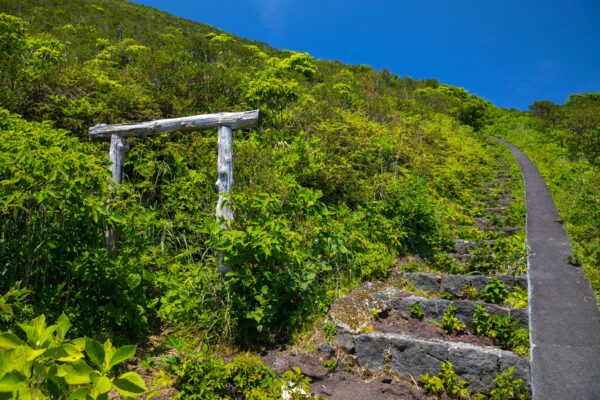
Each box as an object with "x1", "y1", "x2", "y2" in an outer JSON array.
[{"x1": 130, "y1": 0, "x2": 600, "y2": 110}]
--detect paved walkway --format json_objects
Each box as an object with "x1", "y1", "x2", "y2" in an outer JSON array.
[{"x1": 495, "y1": 138, "x2": 600, "y2": 400}]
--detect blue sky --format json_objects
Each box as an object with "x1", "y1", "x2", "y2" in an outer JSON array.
[{"x1": 131, "y1": 0, "x2": 600, "y2": 110}]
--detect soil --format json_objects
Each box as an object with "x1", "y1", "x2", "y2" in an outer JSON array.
[
  {"x1": 260, "y1": 348, "x2": 435, "y2": 399},
  {"x1": 311, "y1": 371, "x2": 435, "y2": 400},
  {"x1": 372, "y1": 312, "x2": 496, "y2": 347}
]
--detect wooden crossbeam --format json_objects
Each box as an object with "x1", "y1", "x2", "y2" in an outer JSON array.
[{"x1": 88, "y1": 109, "x2": 262, "y2": 139}]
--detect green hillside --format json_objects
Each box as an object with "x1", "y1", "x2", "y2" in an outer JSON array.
[{"x1": 0, "y1": 0, "x2": 597, "y2": 398}]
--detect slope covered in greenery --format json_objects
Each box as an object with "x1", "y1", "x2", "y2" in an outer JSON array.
[
  {"x1": 0, "y1": 0, "x2": 596, "y2": 357},
  {"x1": 0, "y1": 0, "x2": 508, "y2": 345}
]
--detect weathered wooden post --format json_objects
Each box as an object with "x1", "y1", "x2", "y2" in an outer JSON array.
[
  {"x1": 89, "y1": 110, "x2": 261, "y2": 277},
  {"x1": 105, "y1": 134, "x2": 127, "y2": 252},
  {"x1": 215, "y1": 125, "x2": 234, "y2": 276},
  {"x1": 109, "y1": 134, "x2": 127, "y2": 186}
]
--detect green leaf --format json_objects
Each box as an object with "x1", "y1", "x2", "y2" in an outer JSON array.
[
  {"x1": 126, "y1": 273, "x2": 142, "y2": 290},
  {"x1": 0, "y1": 333, "x2": 24, "y2": 349},
  {"x1": 90, "y1": 374, "x2": 112, "y2": 398},
  {"x1": 67, "y1": 387, "x2": 89, "y2": 400},
  {"x1": 85, "y1": 339, "x2": 105, "y2": 371},
  {"x1": 112, "y1": 372, "x2": 147, "y2": 397},
  {"x1": 45, "y1": 343, "x2": 84, "y2": 362},
  {"x1": 0, "y1": 371, "x2": 25, "y2": 392},
  {"x1": 58, "y1": 360, "x2": 94, "y2": 385},
  {"x1": 47, "y1": 375, "x2": 70, "y2": 400},
  {"x1": 0, "y1": 303, "x2": 13, "y2": 315},
  {"x1": 0, "y1": 349, "x2": 28, "y2": 377},
  {"x1": 102, "y1": 340, "x2": 116, "y2": 371},
  {"x1": 107, "y1": 345, "x2": 136, "y2": 370},
  {"x1": 24, "y1": 347, "x2": 45, "y2": 361},
  {"x1": 56, "y1": 313, "x2": 71, "y2": 341},
  {"x1": 71, "y1": 337, "x2": 85, "y2": 351}
]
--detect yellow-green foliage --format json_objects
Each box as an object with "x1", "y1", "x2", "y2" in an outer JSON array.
[
  {"x1": 421, "y1": 361, "x2": 470, "y2": 399},
  {"x1": 0, "y1": 314, "x2": 146, "y2": 399},
  {"x1": 172, "y1": 352, "x2": 314, "y2": 400},
  {"x1": 0, "y1": 1, "x2": 547, "y2": 348}
]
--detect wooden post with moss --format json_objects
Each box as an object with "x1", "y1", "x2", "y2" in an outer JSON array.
[{"x1": 89, "y1": 110, "x2": 262, "y2": 276}]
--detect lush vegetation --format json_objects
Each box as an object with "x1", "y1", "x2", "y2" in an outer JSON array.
[
  {"x1": 0, "y1": 313, "x2": 146, "y2": 399},
  {"x1": 0, "y1": 0, "x2": 507, "y2": 346},
  {"x1": 0, "y1": 0, "x2": 597, "y2": 397},
  {"x1": 170, "y1": 352, "x2": 313, "y2": 400}
]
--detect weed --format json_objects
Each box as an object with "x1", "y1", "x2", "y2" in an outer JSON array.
[
  {"x1": 441, "y1": 305, "x2": 466, "y2": 335},
  {"x1": 409, "y1": 302, "x2": 425, "y2": 320},
  {"x1": 480, "y1": 278, "x2": 509, "y2": 304},
  {"x1": 489, "y1": 368, "x2": 530, "y2": 399},
  {"x1": 504, "y1": 287, "x2": 528, "y2": 308},
  {"x1": 401, "y1": 261, "x2": 420, "y2": 272},
  {"x1": 323, "y1": 320, "x2": 337, "y2": 343},
  {"x1": 472, "y1": 305, "x2": 529, "y2": 355},
  {"x1": 421, "y1": 361, "x2": 470, "y2": 399},
  {"x1": 461, "y1": 283, "x2": 479, "y2": 300},
  {"x1": 323, "y1": 359, "x2": 337, "y2": 373},
  {"x1": 370, "y1": 308, "x2": 383, "y2": 319}
]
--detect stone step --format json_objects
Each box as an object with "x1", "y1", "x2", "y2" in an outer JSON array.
[
  {"x1": 352, "y1": 332, "x2": 529, "y2": 393},
  {"x1": 395, "y1": 272, "x2": 527, "y2": 297},
  {"x1": 457, "y1": 225, "x2": 523, "y2": 236},
  {"x1": 474, "y1": 216, "x2": 508, "y2": 226},
  {"x1": 390, "y1": 295, "x2": 528, "y2": 329},
  {"x1": 474, "y1": 197, "x2": 513, "y2": 208},
  {"x1": 328, "y1": 279, "x2": 528, "y2": 335},
  {"x1": 485, "y1": 206, "x2": 508, "y2": 215},
  {"x1": 452, "y1": 239, "x2": 499, "y2": 255}
]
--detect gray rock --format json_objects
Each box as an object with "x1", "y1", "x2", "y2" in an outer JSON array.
[
  {"x1": 453, "y1": 300, "x2": 478, "y2": 327},
  {"x1": 509, "y1": 308, "x2": 529, "y2": 328},
  {"x1": 484, "y1": 303, "x2": 510, "y2": 317},
  {"x1": 390, "y1": 337, "x2": 448, "y2": 378},
  {"x1": 497, "y1": 275, "x2": 515, "y2": 288},
  {"x1": 355, "y1": 334, "x2": 390, "y2": 370},
  {"x1": 502, "y1": 226, "x2": 522, "y2": 235},
  {"x1": 403, "y1": 272, "x2": 440, "y2": 293},
  {"x1": 440, "y1": 275, "x2": 466, "y2": 297},
  {"x1": 318, "y1": 343, "x2": 335, "y2": 359},
  {"x1": 273, "y1": 357, "x2": 290, "y2": 374},
  {"x1": 466, "y1": 275, "x2": 490, "y2": 292},
  {"x1": 513, "y1": 275, "x2": 527, "y2": 289},
  {"x1": 448, "y1": 345, "x2": 499, "y2": 392},
  {"x1": 420, "y1": 299, "x2": 450, "y2": 321},
  {"x1": 390, "y1": 297, "x2": 413, "y2": 318},
  {"x1": 334, "y1": 333, "x2": 355, "y2": 353},
  {"x1": 351, "y1": 333, "x2": 530, "y2": 393},
  {"x1": 499, "y1": 351, "x2": 530, "y2": 386}
]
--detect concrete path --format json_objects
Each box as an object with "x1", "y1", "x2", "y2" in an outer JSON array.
[{"x1": 495, "y1": 138, "x2": 600, "y2": 400}]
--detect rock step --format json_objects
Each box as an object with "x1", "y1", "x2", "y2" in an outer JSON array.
[
  {"x1": 395, "y1": 272, "x2": 527, "y2": 297},
  {"x1": 328, "y1": 279, "x2": 527, "y2": 334},
  {"x1": 485, "y1": 206, "x2": 509, "y2": 215},
  {"x1": 452, "y1": 239, "x2": 499, "y2": 255},
  {"x1": 390, "y1": 295, "x2": 528, "y2": 329},
  {"x1": 474, "y1": 216, "x2": 509, "y2": 226},
  {"x1": 474, "y1": 198, "x2": 514, "y2": 208},
  {"x1": 353, "y1": 332, "x2": 529, "y2": 393},
  {"x1": 457, "y1": 225, "x2": 523, "y2": 235}
]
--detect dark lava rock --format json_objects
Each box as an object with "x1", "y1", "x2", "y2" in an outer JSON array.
[{"x1": 318, "y1": 343, "x2": 335, "y2": 359}]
